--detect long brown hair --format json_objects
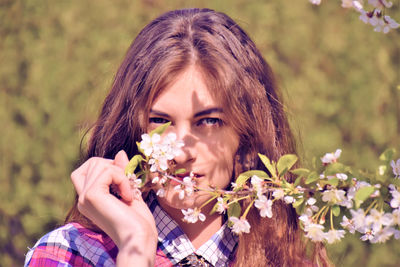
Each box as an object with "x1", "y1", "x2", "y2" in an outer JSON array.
[{"x1": 66, "y1": 8, "x2": 331, "y2": 266}]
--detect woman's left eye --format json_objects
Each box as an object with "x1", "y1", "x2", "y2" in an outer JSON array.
[{"x1": 197, "y1": 118, "x2": 223, "y2": 126}]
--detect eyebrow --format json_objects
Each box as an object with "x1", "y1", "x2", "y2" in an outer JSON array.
[{"x1": 149, "y1": 107, "x2": 223, "y2": 118}]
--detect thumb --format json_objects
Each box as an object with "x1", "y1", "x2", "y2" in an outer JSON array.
[{"x1": 114, "y1": 150, "x2": 130, "y2": 169}]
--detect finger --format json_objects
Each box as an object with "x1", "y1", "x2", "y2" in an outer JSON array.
[
  {"x1": 114, "y1": 150, "x2": 129, "y2": 169},
  {"x1": 112, "y1": 167, "x2": 133, "y2": 203},
  {"x1": 71, "y1": 159, "x2": 95, "y2": 195},
  {"x1": 84, "y1": 158, "x2": 114, "y2": 191},
  {"x1": 113, "y1": 150, "x2": 133, "y2": 202},
  {"x1": 87, "y1": 163, "x2": 133, "y2": 203},
  {"x1": 71, "y1": 158, "x2": 113, "y2": 191}
]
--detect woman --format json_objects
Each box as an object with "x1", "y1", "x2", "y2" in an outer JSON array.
[{"x1": 25, "y1": 8, "x2": 330, "y2": 266}]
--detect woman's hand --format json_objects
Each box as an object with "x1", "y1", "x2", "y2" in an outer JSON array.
[{"x1": 71, "y1": 150, "x2": 157, "y2": 267}]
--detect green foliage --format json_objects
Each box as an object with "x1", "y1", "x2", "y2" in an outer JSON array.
[
  {"x1": 277, "y1": 154, "x2": 298, "y2": 176},
  {"x1": 235, "y1": 170, "x2": 269, "y2": 187},
  {"x1": 125, "y1": 154, "x2": 144, "y2": 176},
  {"x1": 354, "y1": 186, "x2": 375, "y2": 208},
  {"x1": 227, "y1": 202, "x2": 242, "y2": 227},
  {"x1": 149, "y1": 122, "x2": 171, "y2": 137},
  {"x1": 1, "y1": 0, "x2": 399, "y2": 266}
]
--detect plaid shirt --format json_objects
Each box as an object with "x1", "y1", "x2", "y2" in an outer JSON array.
[{"x1": 25, "y1": 193, "x2": 237, "y2": 266}]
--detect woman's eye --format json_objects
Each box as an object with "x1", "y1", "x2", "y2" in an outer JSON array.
[
  {"x1": 197, "y1": 118, "x2": 223, "y2": 127},
  {"x1": 149, "y1": 117, "x2": 169, "y2": 124}
]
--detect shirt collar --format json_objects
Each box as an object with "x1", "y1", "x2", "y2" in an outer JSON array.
[{"x1": 146, "y1": 192, "x2": 238, "y2": 266}]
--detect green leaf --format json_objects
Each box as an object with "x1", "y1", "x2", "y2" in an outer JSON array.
[
  {"x1": 294, "y1": 176, "x2": 303, "y2": 187},
  {"x1": 258, "y1": 153, "x2": 277, "y2": 178},
  {"x1": 292, "y1": 198, "x2": 304, "y2": 208},
  {"x1": 174, "y1": 168, "x2": 186, "y2": 175},
  {"x1": 355, "y1": 186, "x2": 375, "y2": 203},
  {"x1": 291, "y1": 168, "x2": 310, "y2": 177},
  {"x1": 379, "y1": 148, "x2": 396, "y2": 162},
  {"x1": 295, "y1": 199, "x2": 306, "y2": 215},
  {"x1": 227, "y1": 202, "x2": 241, "y2": 220},
  {"x1": 277, "y1": 154, "x2": 298, "y2": 176},
  {"x1": 210, "y1": 202, "x2": 219, "y2": 215},
  {"x1": 332, "y1": 205, "x2": 340, "y2": 217},
  {"x1": 125, "y1": 155, "x2": 144, "y2": 176},
  {"x1": 305, "y1": 171, "x2": 319, "y2": 184},
  {"x1": 235, "y1": 170, "x2": 269, "y2": 187},
  {"x1": 324, "y1": 178, "x2": 339, "y2": 187},
  {"x1": 149, "y1": 121, "x2": 171, "y2": 136},
  {"x1": 324, "y1": 162, "x2": 345, "y2": 176},
  {"x1": 138, "y1": 173, "x2": 147, "y2": 185}
]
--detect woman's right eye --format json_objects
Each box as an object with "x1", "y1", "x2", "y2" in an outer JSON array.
[{"x1": 149, "y1": 117, "x2": 169, "y2": 124}]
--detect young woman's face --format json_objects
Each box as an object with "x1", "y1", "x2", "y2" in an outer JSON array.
[{"x1": 148, "y1": 66, "x2": 239, "y2": 211}]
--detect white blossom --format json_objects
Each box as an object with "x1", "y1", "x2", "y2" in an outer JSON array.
[
  {"x1": 304, "y1": 223, "x2": 325, "y2": 242},
  {"x1": 342, "y1": 0, "x2": 363, "y2": 10},
  {"x1": 391, "y1": 159, "x2": 400, "y2": 178},
  {"x1": 391, "y1": 209, "x2": 400, "y2": 226},
  {"x1": 216, "y1": 197, "x2": 228, "y2": 214},
  {"x1": 173, "y1": 176, "x2": 196, "y2": 200},
  {"x1": 299, "y1": 208, "x2": 315, "y2": 227},
  {"x1": 309, "y1": 0, "x2": 322, "y2": 5},
  {"x1": 156, "y1": 188, "x2": 166, "y2": 197},
  {"x1": 182, "y1": 208, "x2": 206, "y2": 223},
  {"x1": 161, "y1": 132, "x2": 184, "y2": 159},
  {"x1": 284, "y1": 195, "x2": 295, "y2": 204},
  {"x1": 324, "y1": 229, "x2": 346, "y2": 243},
  {"x1": 255, "y1": 195, "x2": 273, "y2": 218},
  {"x1": 152, "y1": 175, "x2": 167, "y2": 184},
  {"x1": 368, "y1": 0, "x2": 393, "y2": 8},
  {"x1": 360, "y1": 228, "x2": 375, "y2": 241},
  {"x1": 140, "y1": 132, "x2": 184, "y2": 172},
  {"x1": 231, "y1": 182, "x2": 240, "y2": 191},
  {"x1": 359, "y1": 9, "x2": 371, "y2": 24},
  {"x1": 130, "y1": 178, "x2": 143, "y2": 188},
  {"x1": 350, "y1": 209, "x2": 368, "y2": 232},
  {"x1": 366, "y1": 209, "x2": 393, "y2": 232},
  {"x1": 306, "y1": 197, "x2": 319, "y2": 212},
  {"x1": 371, "y1": 226, "x2": 395, "y2": 243},
  {"x1": 378, "y1": 165, "x2": 387, "y2": 176},
  {"x1": 272, "y1": 188, "x2": 285, "y2": 200},
  {"x1": 336, "y1": 173, "x2": 348, "y2": 181},
  {"x1": 229, "y1": 217, "x2": 251, "y2": 234},
  {"x1": 342, "y1": 0, "x2": 355, "y2": 8},
  {"x1": 383, "y1": 16, "x2": 400, "y2": 32},
  {"x1": 373, "y1": 17, "x2": 392, "y2": 33},
  {"x1": 140, "y1": 133, "x2": 161, "y2": 156},
  {"x1": 251, "y1": 175, "x2": 264, "y2": 198},
  {"x1": 341, "y1": 215, "x2": 356, "y2": 233},
  {"x1": 390, "y1": 186, "x2": 400, "y2": 208},
  {"x1": 128, "y1": 178, "x2": 143, "y2": 199},
  {"x1": 148, "y1": 155, "x2": 168, "y2": 172},
  {"x1": 307, "y1": 197, "x2": 316, "y2": 206},
  {"x1": 321, "y1": 149, "x2": 342, "y2": 164},
  {"x1": 353, "y1": 0, "x2": 364, "y2": 10},
  {"x1": 322, "y1": 189, "x2": 347, "y2": 204}
]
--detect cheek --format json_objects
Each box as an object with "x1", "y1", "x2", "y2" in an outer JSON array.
[{"x1": 210, "y1": 133, "x2": 239, "y2": 187}]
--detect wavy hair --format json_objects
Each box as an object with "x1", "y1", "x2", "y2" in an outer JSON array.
[{"x1": 66, "y1": 8, "x2": 331, "y2": 266}]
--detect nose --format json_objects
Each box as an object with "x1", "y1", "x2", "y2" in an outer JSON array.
[{"x1": 171, "y1": 124, "x2": 196, "y2": 165}]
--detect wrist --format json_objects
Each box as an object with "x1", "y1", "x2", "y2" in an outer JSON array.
[
  {"x1": 116, "y1": 234, "x2": 157, "y2": 267},
  {"x1": 117, "y1": 245, "x2": 155, "y2": 267}
]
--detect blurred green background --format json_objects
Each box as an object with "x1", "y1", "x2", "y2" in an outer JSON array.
[{"x1": 1, "y1": 0, "x2": 399, "y2": 266}]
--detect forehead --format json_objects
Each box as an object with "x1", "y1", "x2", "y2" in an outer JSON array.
[{"x1": 151, "y1": 66, "x2": 223, "y2": 113}]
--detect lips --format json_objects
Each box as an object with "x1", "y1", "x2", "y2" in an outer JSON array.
[{"x1": 176, "y1": 172, "x2": 202, "y2": 179}]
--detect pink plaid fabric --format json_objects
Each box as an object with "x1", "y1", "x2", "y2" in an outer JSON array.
[{"x1": 25, "y1": 193, "x2": 237, "y2": 266}]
